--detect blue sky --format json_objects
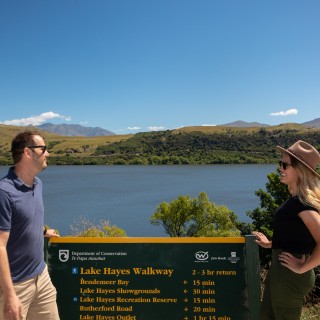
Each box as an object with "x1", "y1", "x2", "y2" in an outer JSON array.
[{"x1": 0, "y1": 0, "x2": 319, "y2": 134}]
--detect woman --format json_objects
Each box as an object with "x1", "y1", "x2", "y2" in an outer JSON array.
[{"x1": 253, "y1": 140, "x2": 320, "y2": 320}]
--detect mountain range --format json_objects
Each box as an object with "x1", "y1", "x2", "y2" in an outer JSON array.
[
  {"x1": 219, "y1": 118, "x2": 320, "y2": 128},
  {"x1": 36, "y1": 123, "x2": 115, "y2": 136},
  {"x1": 36, "y1": 118, "x2": 320, "y2": 136}
]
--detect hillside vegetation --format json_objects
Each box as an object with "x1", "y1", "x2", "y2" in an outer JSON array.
[{"x1": 0, "y1": 124, "x2": 319, "y2": 166}]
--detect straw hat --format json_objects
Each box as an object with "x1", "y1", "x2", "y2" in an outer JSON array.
[{"x1": 276, "y1": 140, "x2": 320, "y2": 178}]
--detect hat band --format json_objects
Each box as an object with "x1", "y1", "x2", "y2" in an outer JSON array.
[{"x1": 288, "y1": 148, "x2": 314, "y2": 170}]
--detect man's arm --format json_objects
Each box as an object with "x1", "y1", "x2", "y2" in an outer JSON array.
[{"x1": 0, "y1": 231, "x2": 23, "y2": 320}]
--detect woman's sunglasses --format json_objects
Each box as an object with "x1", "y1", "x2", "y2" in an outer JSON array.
[{"x1": 278, "y1": 160, "x2": 292, "y2": 170}]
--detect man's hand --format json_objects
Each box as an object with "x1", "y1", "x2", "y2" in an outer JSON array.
[
  {"x1": 44, "y1": 229, "x2": 60, "y2": 238},
  {"x1": 3, "y1": 293, "x2": 24, "y2": 320}
]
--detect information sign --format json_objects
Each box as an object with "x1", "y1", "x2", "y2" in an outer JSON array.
[{"x1": 48, "y1": 236, "x2": 260, "y2": 320}]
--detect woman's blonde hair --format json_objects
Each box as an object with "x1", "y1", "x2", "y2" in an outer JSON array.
[{"x1": 292, "y1": 156, "x2": 320, "y2": 212}]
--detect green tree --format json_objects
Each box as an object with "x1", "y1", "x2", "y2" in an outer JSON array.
[
  {"x1": 150, "y1": 192, "x2": 241, "y2": 237},
  {"x1": 246, "y1": 170, "x2": 289, "y2": 266},
  {"x1": 247, "y1": 171, "x2": 289, "y2": 236}
]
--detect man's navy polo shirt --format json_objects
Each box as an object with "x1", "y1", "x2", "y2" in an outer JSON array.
[{"x1": 0, "y1": 167, "x2": 46, "y2": 282}]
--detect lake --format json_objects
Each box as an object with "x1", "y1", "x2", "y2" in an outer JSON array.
[{"x1": 0, "y1": 165, "x2": 276, "y2": 237}]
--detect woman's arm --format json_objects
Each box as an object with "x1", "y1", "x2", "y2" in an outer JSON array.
[{"x1": 252, "y1": 231, "x2": 272, "y2": 248}]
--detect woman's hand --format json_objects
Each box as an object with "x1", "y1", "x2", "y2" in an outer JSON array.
[
  {"x1": 252, "y1": 231, "x2": 272, "y2": 248},
  {"x1": 278, "y1": 252, "x2": 306, "y2": 274}
]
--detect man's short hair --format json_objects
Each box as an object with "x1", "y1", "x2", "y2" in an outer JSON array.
[{"x1": 11, "y1": 130, "x2": 44, "y2": 164}]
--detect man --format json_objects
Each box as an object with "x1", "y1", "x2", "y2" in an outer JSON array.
[{"x1": 0, "y1": 130, "x2": 60, "y2": 320}]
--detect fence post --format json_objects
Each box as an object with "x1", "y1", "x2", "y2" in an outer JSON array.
[
  {"x1": 245, "y1": 235, "x2": 261, "y2": 320},
  {"x1": 43, "y1": 237, "x2": 49, "y2": 265}
]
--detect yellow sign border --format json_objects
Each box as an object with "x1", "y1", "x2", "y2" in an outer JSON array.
[{"x1": 49, "y1": 237, "x2": 245, "y2": 244}]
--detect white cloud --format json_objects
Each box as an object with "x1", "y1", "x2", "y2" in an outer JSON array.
[
  {"x1": 147, "y1": 126, "x2": 167, "y2": 131},
  {"x1": 0, "y1": 111, "x2": 71, "y2": 126},
  {"x1": 127, "y1": 126, "x2": 141, "y2": 131},
  {"x1": 270, "y1": 108, "x2": 298, "y2": 116},
  {"x1": 202, "y1": 124, "x2": 217, "y2": 126}
]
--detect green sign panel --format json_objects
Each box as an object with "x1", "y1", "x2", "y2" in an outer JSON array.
[{"x1": 47, "y1": 236, "x2": 260, "y2": 320}]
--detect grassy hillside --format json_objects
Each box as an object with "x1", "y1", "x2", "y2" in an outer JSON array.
[
  {"x1": 0, "y1": 124, "x2": 319, "y2": 165},
  {"x1": 0, "y1": 124, "x2": 132, "y2": 165},
  {"x1": 173, "y1": 123, "x2": 313, "y2": 134},
  {"x1": 93, "y1": 124, "x2": 320, "y2": 165}
]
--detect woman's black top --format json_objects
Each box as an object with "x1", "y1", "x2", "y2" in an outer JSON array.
[{"x1": 272, "y1": 196, "x2": 318, "y2": 254}]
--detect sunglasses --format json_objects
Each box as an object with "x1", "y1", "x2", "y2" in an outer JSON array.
[
  {"x1": 27, "y1": 145, "x2": 48, "y2": 153},
  {"x1": 278, "y1": 160, "x2": 292, "y2": 170}
]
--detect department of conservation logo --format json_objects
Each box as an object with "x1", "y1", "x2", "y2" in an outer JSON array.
[{"x1": 59, "y1": 249, "x2": 69, "y2": 262}]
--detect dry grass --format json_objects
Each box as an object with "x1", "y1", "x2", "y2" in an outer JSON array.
[
  {"x1": 301, "y1": 304, "x2": 320, "y2": 319},
  {"x1": 46, "y1": 134, "x2": 132, "y2": 156},
  {"x1": 172, "y1": 123, "x2": 316, "y2": 134},
  {"x1": 0, "y1": 124, "x2": 132, "y2": 156}
]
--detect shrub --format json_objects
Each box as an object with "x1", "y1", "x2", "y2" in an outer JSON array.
[{"x1": 69, "y1": 216, "x2": 127, "y2": 237}]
